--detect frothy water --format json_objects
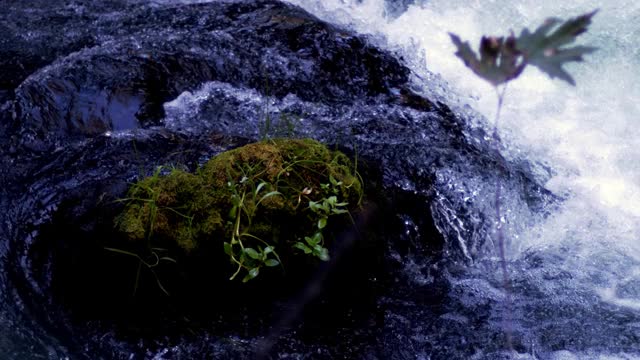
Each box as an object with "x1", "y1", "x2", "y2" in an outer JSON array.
[{"x1": 285, "y1": 0, "x2": 640, "y2": 353}]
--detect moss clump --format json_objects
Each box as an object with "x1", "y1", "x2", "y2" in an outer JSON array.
[{"x1": 115, "y1": 138, "x2": 362, "y2": 283}]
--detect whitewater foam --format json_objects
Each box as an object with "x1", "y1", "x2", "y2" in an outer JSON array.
[{"x1": 285, "y1": 0, "x2": 640, "y2": 318}]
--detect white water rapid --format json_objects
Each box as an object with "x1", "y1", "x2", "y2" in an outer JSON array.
[{"x1": 284, "y1": 0, "x2": 640, "y2": 358}]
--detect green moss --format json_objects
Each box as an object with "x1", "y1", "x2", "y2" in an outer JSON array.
[{"x1": 114, "y1": 138, "x2": 362, "y2": 283}]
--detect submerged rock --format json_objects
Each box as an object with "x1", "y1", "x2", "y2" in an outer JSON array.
[{"x1": 0, "y1": 0, "x2": 557, "y2": 358}]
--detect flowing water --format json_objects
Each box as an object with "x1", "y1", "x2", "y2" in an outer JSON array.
[
  {"x1": 1, "y1": 0, "x2": 640, "y2": 359},
  {"x1": 284, "y1": 0, "x2": 640, "y2": 358}
]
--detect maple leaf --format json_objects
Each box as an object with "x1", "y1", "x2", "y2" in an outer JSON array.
[
  {"x1": 449, "y1": 10, "x2": 597, "y2": 87},
  {"x1": 516, "y1": 10, "x2": 598, "y2": 85},
  {"x1": 449, "y1": 33, "x2": 524, "y2": 86}
]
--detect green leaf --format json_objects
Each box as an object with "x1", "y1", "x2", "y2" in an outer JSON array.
[
  {"x1": 329, "y1": 176, "x2": 342, "y2": 187},
  {"x1": 332, "y1": 208, "x2": 348, "y2": 215},
  {"x1": 223, "y1": 242, "x2": 233, "y2": 256},
  {"x1": 516, "y1": 10, "x2": 597, "y2": 85},
  {"x1": 306, "y1": 232, "x2": 322, "y2": 246},
  {"x1": 318, "y1": 217, "x2": 327, "y2": 229},
  {"x1": 294, "y1": 242, "x2": 312, "y2": 254},
  {"x1": 228, "y1": 205, "x2": 238, "y2": 218},
  {"x1": 263, "y1": 246, "x2": 273, "y2": 254},
  {"x1": 317, "y1": 247, "x2": 330, "y2": 261},
  {"x1": 242, "y1": 267, "x2": 260, "y2": 282},
  {"x1": 255, "y1": 181, "x2": 266, "y2": 195},
  {"x1": 245, "y1": 247, "x2": 261, "y2": 260},
  {"x1": 304, "y1": 236, "x2": 313, "y2": 245},
  {"x1": 320, "y1": 202, "x2": 330, "y2": 213},
  {"x1": 265, "y1": 259, "x2": 280, "y2": 267}
]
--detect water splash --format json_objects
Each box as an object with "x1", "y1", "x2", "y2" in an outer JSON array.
[{"x1": 287, "y1": 0, "x2": 640, "y2": 314}]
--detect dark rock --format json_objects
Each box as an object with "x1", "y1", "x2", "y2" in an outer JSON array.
[{"x1": 5, "y1": 0, "x2": 409, "y2": 146}]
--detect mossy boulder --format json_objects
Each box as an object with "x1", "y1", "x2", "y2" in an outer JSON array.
[{"x1": 115, "y1": 138, "x2": 362, "y2": 283}]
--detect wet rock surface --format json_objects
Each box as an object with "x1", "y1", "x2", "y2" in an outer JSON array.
[
  {"x1": 4, "y1": 0, "x2": 409, "y2": 147},
  {"x1": 0, "y1": 0, "x2": 562, "y2": 359}
]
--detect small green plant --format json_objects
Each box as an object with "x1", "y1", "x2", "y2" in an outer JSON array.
[
  {"x1": 294, "y1": 176, "x2": 351, "y2": 261},
  {"x1": 223, "y1": 178, "x2": 284, "y2": 282},
  {"x1": 449, "y1": 10, "x2": 597, "y2": 349},
  {"x1": 112, "y1": 139, "x2": 362, "y2": 288},
  {"x1": 107, "y1": 166, "x2": 183, "y2": 296}
]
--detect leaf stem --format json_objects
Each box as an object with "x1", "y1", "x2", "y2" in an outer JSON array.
[
  {"x1": 493, "y1": 84, "x2": 508, "y2": 138},
  {"x1": 492, "y1": 84, "x2": 513, "y2": 351}
]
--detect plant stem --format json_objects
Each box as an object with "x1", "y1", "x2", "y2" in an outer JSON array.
[
  {"x1": 492, "y1": 84, "x2": 513, "y2": 350},
  {"x1": 493, "y1": 85, "x2": 508, "y2": 135}
]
